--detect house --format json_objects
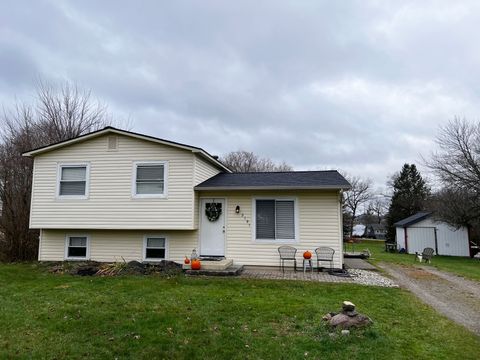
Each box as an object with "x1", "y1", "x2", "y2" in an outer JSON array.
[
  {"x1": 395, "y1": 212, "x2": 471, "y2": 257},
  {"x1": 23, "y1": 127, "x2": 350, "y2": 268},
  {"x1": 364, "y1": 223, "x2": 386, "y2": 240}
]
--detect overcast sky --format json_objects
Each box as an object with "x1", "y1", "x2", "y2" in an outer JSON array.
[{"x1": 2, "y1": 1, "x2": 480, "y2": 189}]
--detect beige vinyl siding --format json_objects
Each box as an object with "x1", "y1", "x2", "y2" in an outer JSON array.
[
  {"x1": 194, "y1": 155, "x2": 221, "y2": 185},
  {"x1": 199, "y1": 190, "x2": 343, "y2": 268},
  {"x1": 39, "y1": 229, "x2": 198, "y2": 262},
  {"x1": 193, "y1": 155, "x2": 222, "y2": 228},
  {"x1": 30, "y1": 134, "x2": 197, "y2": 229}
]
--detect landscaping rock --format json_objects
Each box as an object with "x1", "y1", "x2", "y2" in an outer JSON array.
[
  {"x1": 322, "y1": 313, "x2": 332, "y2": 321},
  {"x1": 341, "y1": 329, "x2": 350, "y2": 336},
  {"x1": 329, "y1": 313, "x2": 372, "y2": 329},
  {"x1": 347, "y1": 269, "x2": 398, "y2": 287},
  {"x1": 329, "y1": 313, "x2": 351, "y2": 327},
  {"x1": 323, "y1": 301, "x2": 373, "y2": 329},
  {"x1": 342, "y1": 301, "x2": 355, "y2": 312},
  {"x1": 49, "y1": 264, "x2": 64, "y2": 274},
  {"x1": 344, "y1": 310, "x2": 358, "y2": 317}
]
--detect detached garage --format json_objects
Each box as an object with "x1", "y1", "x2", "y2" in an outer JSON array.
[{"x1": 395, "y1": 212, "x2": 471, "y2": 257}]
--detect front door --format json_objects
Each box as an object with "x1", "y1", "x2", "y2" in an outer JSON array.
[{"x1": 200, "y1": 198, "x2": 225, "y2": 256}]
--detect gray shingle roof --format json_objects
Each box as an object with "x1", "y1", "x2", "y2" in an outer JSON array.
[
  {"x1": 194, "y1": 170, "x2": 350, "y2": 190},
  {"x1": 394, "y1": 212, "x2": 431, "y2": 227}
]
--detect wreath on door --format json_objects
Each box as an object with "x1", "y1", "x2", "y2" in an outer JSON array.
[{"x1": 205, "y1": 202, "x2": 222, "y2": 222}]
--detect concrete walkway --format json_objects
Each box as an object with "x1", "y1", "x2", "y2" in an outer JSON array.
[
  {"x1": 378, "y1": 262, "x2": 480, "y2": 336},
  {"x1": 344, "y1": 258, "x2": 377, "y2": 270}
]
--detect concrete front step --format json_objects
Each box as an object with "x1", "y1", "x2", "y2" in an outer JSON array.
[{"x1": 184, "y1": 259, "x2": 233, "y2": 271}]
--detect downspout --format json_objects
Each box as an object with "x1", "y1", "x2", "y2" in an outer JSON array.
[
  {"x1": 468, "y1": 225, "x2": 473, "y2": 258},
  {"x1": 434, "y1": 228, "x2": 438, "y2": 255},
  {"x1": 404, "y1": 227, "x2": 408, "y2": 253}
]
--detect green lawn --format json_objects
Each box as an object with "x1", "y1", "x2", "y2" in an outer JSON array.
[
  {"x1": 355, "y1": 240, "x2": 480, "y2": 281},
  {"x1": 0, "y1": 264, "x2": 479, "y2": 359}
]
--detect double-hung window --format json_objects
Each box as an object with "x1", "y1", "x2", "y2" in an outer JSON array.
[
  {"x1": 144, "y1": 236, "x2": 167, "y2": 261},
  {"x1": 255, "y1": 199, "x2": 296, "y2": 241},
  {"x1": 133, "y1": 162, "x2": 167, "y2": 197},
  {"x1": 58, "y1": 164, "x2": 89, "y2": 198},
  {"x1": 65, "y1": 235, "x2": 89, "y2": 260}
]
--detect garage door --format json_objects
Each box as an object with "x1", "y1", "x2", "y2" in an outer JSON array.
[{"x1": 407, "y1": 227, "x2": 436, "y2": 254}]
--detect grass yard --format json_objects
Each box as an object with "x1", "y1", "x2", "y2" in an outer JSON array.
[
  {"x1": 355, "y1": 240, "x2": 480, "y2": 281},
  {"x1": 0, "y1": 264, "x2": 479, "y2": 359}
]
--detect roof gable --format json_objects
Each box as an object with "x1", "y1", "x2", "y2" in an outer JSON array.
[
  {"x1": 394, "y1": 212, "x2": 431, "y2": 227},
  {"x1": 22, "y1": 126, "x2": 230, "y2": 172}
]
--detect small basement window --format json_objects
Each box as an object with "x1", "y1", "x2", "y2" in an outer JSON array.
[
  {"x1": 58, "y1": 163, "x2": 89, "y2": 198},
  {"x1": 144, "y1": 237, "x2": 167, "y2": 261},
  {"x1": 65, "y1": 235, "x2": 89, "y2": 260}
]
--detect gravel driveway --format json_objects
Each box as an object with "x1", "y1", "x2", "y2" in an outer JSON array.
[{"x1": 378, "y1": 262, "x2": 480, "y2": 336}]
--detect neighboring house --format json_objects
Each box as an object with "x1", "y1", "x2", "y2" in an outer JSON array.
[
  {"x1": 23, "y1": 127, "x2": 350, "y2": 268},
  {"x1": 395, "y1": 212, "x2": 471, "y2": 257},
  {"x1": 364, "y1": 223, "x2": 386, "y2": 240}
]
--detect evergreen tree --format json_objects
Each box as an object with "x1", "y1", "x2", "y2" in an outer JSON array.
[{"x1": 386, "y1": 164, "x2": 430, "y2": 242}]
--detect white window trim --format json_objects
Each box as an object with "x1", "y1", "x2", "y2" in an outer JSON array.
[
  {"x1": 143, "y1": 235, "x2": 169, "y2": 262},
  {"x1": 56, "y1": 162, "x2": 90, "y2": 200},
  {"x1": 64, "y1": 234, "x2": 91, "y2": 261},
  {"x1": 132, "y1": 161, "x2": 168, "y2": 199},
  {"x1": 251, "y1": 197, "x2": 299, "y2": 243}
]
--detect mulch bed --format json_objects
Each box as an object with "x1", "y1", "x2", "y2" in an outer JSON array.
[{"x1": 46, "y1": 260, "x2": 183, "y2": 276}]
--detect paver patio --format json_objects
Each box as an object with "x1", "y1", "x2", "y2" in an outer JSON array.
[{"x1": 240, "y1": 266, "x2": 397, "y2": 287}]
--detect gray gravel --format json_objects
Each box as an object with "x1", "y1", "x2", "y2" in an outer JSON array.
[
  {"x1": 347, "y1": 269, "x2": 398, "y2": 288},
  {"x1": 378, "y1": 262, "x2": 480, "y2": 336}
]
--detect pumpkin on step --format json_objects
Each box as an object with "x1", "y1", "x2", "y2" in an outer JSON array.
[
  {"x1": 303, "y1": 250, "x2": 312, "y2": 259},
  {"x1": 191, "y1": 259, "x2": 201, "y2": 270},
  {"x1": 184, "y1": 256, "x2": 190, "y2": 264}
]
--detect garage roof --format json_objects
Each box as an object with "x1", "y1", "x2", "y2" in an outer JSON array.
[{"x1": 394, "y1": 212, "x2": 431, "y2": 227}]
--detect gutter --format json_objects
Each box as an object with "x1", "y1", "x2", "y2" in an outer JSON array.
[{"x1": 194, "y1": 185, "x2": 351, "y2": 191}]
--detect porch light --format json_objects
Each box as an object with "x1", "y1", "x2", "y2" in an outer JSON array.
[{"x1": 235, "y1": 205, "x2": 240, "y2": 214}]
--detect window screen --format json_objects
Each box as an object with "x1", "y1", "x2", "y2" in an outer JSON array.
[
  {"x1": 136, "y1": 164, "x2": 165, "y2": 195},
  {"x1": 256, "y1": 200, "x2": 275, "y2": 239},
  {"x1": 60, "y1": 166, "x2": 87, "y2": 196},
  {"x1": 67, "y1": 236, "x2": 88, "y2": 258},
  {"x1": 145, "y1": 237, "x2": 166, "y2": 259},
  {"x1": 275, "y1": 201, "x2": 295, "y2": 239}
]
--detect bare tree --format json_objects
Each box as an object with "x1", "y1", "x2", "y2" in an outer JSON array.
[
  {"x1": 368, "y1": 196, "x2": 388, "y2": 224},
  {"x1": 34, "y1": 80, "x2": 110, "y2": 141},
  {"x1": 343, "y1": 176, "x2": 373, "y2": 237},
  {"x1": 427, "y1": 118, "x2": 480, "y2": 193},
  {"x1": 430, "y1": 188, "x2": 479, "y2": 228},
  {"x1": 0, "y1": 80, "x2": 111, "y2": 261},
  {"x1": 221, "y1": 150, "x2": 293, "y2": 172},
  {"x1": 426, "y1": 118, "x2": 480, "y2": 228}
]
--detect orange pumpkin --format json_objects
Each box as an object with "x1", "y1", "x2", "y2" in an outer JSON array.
[
  {"x1": 191, "y1": 259, "x2": 201, "y2": 270},
  {"x1": 303, "y1": 250, "x2": 312, "y2": 259},
  {"x1": 184, "y1": 256, "x2": 190, "y2": 264}
]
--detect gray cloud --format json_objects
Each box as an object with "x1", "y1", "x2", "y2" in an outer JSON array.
[{"x1": 1, "y1": 0, "x2": 480, "y2": 188}]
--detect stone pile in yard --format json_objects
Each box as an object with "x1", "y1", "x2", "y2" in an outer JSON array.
[{"x1": 323, "y1": 301, "x2": 373, "y2": 329}]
